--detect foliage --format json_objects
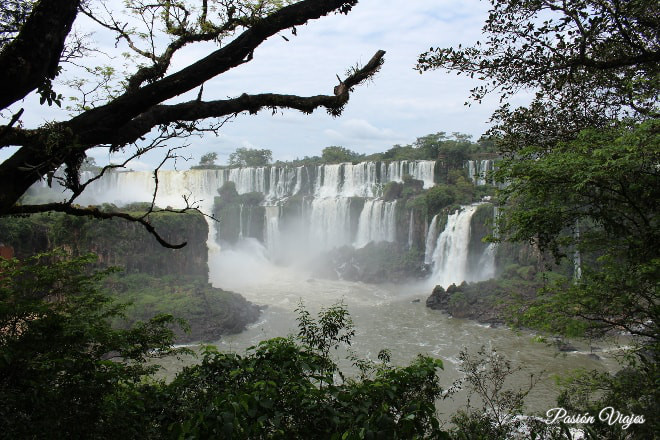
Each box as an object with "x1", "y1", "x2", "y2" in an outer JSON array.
[
  {"x1": 555, "y1": 364, "x2": 659, "y2": 439},
  {"x1": 0, "y1": 0, "x2": 34, "y2": 47},
  {"x1": 198, "y1": 151, "x2": 219, "y2": 168},
  {"x1": 0, "y1": 251, "x2": 180, "y2": 438},
  {"x1": 161, "y1": 302, "x2": 447, "y2": 439},
  {"x1": 0, "y1": 208, "x2": 209, "y2": 276},
  {"x1": 321, "y1": 145, "x2": 364, "y2": 163},
  {"x1": 423, "y1": 171, "x2": 478, "y2": 216},
  {"x1": 418, "y1": 0, "x2": 659, "y2": 150},
  {"x1": 229, "y1": 147, "x2": 273, "y2": 167},
  {"x1": 420, "y1": 0, "x2": 659, "y2": 431},
  {"x1": 448, "y1": 346, "x2": 548, "y2": 440},
  {"x1": 375, "y1": 132, "x2": 494, "y2": 163},
  {"x1": 495, "y1": 121, "x2": 659, "y2": 342},
  {"x1": 0, "y1": 251, "x2": 452, "y2": 439}
]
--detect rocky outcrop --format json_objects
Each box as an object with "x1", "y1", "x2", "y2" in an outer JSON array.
[
  {"x1": 104, "y1": 274, "x2": 262, "y2": 343},
  {"x1": 426, "y1": 278, "x2": 540, "y2": 326},
  {"x1": 171, "y1": 287, "x2": 262, "y2": 343},
  {"x1": 425, "y1": 282, "x2": 505, "y2": 326}
]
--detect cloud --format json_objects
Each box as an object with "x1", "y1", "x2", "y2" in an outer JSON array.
[{"x1": 2, "y1": 0, "x2": 503, "y2": 172}]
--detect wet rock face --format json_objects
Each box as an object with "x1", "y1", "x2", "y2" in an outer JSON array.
[
  {"x1": 425, "y1": 285, "x2": 449, "y2": 310},
  {"x1": 425, "y1": 281, "x2": 505, "y2": 326},
  {"x1": 174, "y1": 289, "x2": 263, "y2": 343}
]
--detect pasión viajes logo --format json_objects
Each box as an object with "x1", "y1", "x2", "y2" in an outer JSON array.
[{"x1": 544, "y1": 407, "x2": 646, "y2": 430}]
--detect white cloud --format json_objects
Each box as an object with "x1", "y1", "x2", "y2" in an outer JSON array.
[{"x1": 1, "y1": 0, "x2": 505, "y2": 170}]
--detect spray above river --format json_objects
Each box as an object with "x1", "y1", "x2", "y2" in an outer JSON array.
[{"x1": 72, "y1": 158, "x2": 617, "y2": 412}]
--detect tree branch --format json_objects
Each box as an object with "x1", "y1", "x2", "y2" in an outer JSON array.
[
  {"x1": 66, "y1": 0, "x2": 362, "y2": 139},
  {"x1": 0, "y1": 0, "x2": 80, "y2": 110},
  {"x1": 0, "y1": 0, "x2": 370, "y2": 215},
  {"x1": 7, "y1": 203, "x2": 188, "y2": 249},
  {"x1": 110, "y1": 50, "x2": 386, "y2": 145}
]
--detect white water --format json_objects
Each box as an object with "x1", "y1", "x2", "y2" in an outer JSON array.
[
  {"x1": 354, "y1": 200, "x2": 397, "y2": 248},
  {"x1": 200, "y1": 245, "x2": 619, "y2": 416},
  {"x1": 430, "y1": 205, "x2": 479, "y2": 287},
  {"x1": 309, "y1": 197, "x2": 353, "y2": 250},
  {"x1": 74, "y1": 166, "x2": 620, "y2": 417},
  {"x1": 466, "y1": 159, "x2": 494, "y2": 186},
  {"x1": 424, "y1": 214, "x2": 440, "y2": 264}
]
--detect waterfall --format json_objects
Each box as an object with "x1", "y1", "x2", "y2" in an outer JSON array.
[
  {"x1": 478, "y1": 243, "x2": 497, "y2": 280},
  {"x1": 84, "y1": 160, "x2": 437, "y2": 204},
  {"x1": 76, "y1": 160, "x2": 439, "y2": 260},
  {"x1": 573, "y1": 220, "x2": 582, "y2": 281},
  {"x1": 408, "y1": 160, "x2": 436, "y2": 188},
  {"x1": 380, "y1": 160, "x2": 435, "y2": 189},
  {"x1": 430, "y1": 205, "x2": 479, "y2": 287},
  {"x1": 309, "y1": 197, "x2": 353, "y2": 250},
  {"x1": 424, "y1": 214, "x2": 440, "y2": 264},
  {"x1": 238, "y1": 204, "x2": 244, "y2": 239},
  {"x1": 342, "y1": 162, "x2": 379, "y2": 197},
  {"x1": 465, "y1": 160, "x2": 494, "y2": 186},
  {"x1": 264, "y1": 205, "x2": 280, "y2": 255},
  {"x1": 354, "y1": 200, "x2": 397, "y2": 248}
]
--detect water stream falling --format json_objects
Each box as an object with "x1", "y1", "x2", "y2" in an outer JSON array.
[
  {"x1": 354, "y1": 200, "x2": 397, "y2": 248},
  {"x1": 424, "y1": 214, "x2": 440, "y2": 264},
  {"x1": 75, "y1": 161, "x2": 619, "y2": 415}
]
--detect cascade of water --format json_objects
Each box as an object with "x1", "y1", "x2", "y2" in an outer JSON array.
[
  {"x1": 354, "y1": 200, "x2": 396, "y2": 248},
  {"x1": 78, "y1": 161, "x2": 443, "y2": 262},
  {"x1": 573, "y1": 220, "x2": 582, "y2": 281},
  {"x1": 343, "y1": 162, "x2": 379, "y2": 197},
  {"x1": 315, "y1": 164, "x2": 342, "y2": 198},
  {"x1": 430, "y1": 205, "x2": 479, "y2": 287},
  {"x1": 264, "y1": 205, "x2": 281, "y2": 254},
  {"x1": 477, "y1": 243, "x2": 497, "y2": 280},
  {"x1": 408, "y1": 160, "x2": 436, "y2": 188},
  {"x1": 466, "y1": 161, "x2": 477, "y2": 183},
  {"x1": 309, "y1": 197, "x2": 352, "y2": 250},
  {"x1": 479, "y1": 160, "x2": 493, "y2": 186},
  {"x1": 293, "y1": 166, "x2": 303, "y2": 196},
  {"x1": 246, "y1": 206, "x2": 252, "y2": 237},
  {"x1": 465, "y1": 160, "x2": 494, "y2": 186},
  {"x1": 424, "y1": 214, "x2": 440, "y2": 264}
]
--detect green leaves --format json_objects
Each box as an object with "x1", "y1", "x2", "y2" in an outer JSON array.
[
  {"x1": 162, "y1": 301, "x2": 447, "y2": 439},
  {"x1": 0, "y1": 251, "x2": 180, "y2": 438},
  {"x1": 1, "y1": 256, "x2": 448, "y2": 438}
]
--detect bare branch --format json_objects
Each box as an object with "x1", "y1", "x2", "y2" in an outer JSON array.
[
  {"x1": 7, "y1": 203, "x2": 188, "y2": 249},
  {"x1": 109, "y1": 50, "x2": 386, "y2": 146}
]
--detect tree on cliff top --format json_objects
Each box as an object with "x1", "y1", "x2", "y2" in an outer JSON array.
[
  {"x1": 228, "y1": 147, "x2": 273, "y2": 167},
  {"x1": 0, "y1": 0, "x2": 385, "y2": 247},
  {"x1": 419, "y1": 1, "x2": 658, "y2": 436}
]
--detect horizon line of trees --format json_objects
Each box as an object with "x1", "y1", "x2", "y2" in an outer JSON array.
[{"x1": 192, "y1": 131, "x2": 498, "y2": 169}]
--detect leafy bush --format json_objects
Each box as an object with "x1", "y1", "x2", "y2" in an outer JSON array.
[
  {"x1": 0, "y1": 254, "x2": 449, "y2": 439},
  {"x1": 0, "y1": 252, "x2": 181, "y2": 438}
]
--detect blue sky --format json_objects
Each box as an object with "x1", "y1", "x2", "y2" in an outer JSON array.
[{"x1": 2, "y1": 0, "x2": 530, "y2": 170}]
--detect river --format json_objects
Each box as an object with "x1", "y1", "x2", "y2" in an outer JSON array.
[{"x1": 156, "y1": 240, "x2": 622, "y2": 419}]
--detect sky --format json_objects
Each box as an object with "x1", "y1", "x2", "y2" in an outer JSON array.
[{"x1": 3, "y1": 0, "x2": 530, "y2": 170}]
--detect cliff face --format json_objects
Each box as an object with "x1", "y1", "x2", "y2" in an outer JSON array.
[
  {"x1": 0, "y1": 209, "x2": 209, "y2": 278},
  {"x1": 104, "y1": 274, "x2": 261, "y2": 343},
  {"x1": 0, "y1": 210, "x2": 263, "y2": 343}
]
